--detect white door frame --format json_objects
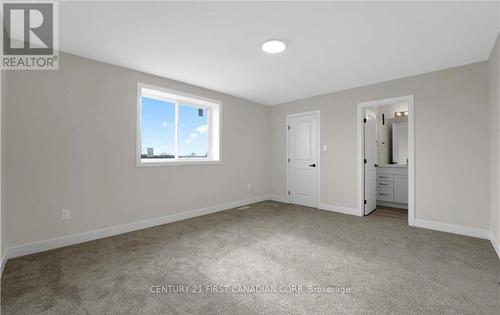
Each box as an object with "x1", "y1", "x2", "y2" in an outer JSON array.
[
  {"x1": 286, "y1": 110, "x2": 321, "y2": 208},
  {"x1": 357, "y1": 95, "x2": 415, "y2": 226}
]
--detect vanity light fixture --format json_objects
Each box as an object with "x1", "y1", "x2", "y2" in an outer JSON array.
[{"x1": 395, "y1": 111, "x2": 408, "y2": 117}]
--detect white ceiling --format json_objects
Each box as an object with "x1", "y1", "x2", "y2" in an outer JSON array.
[{"x1": 60, "y1": 1, "x2": 499, "y2": 105}]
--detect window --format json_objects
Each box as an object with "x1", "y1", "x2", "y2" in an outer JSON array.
[{"x1": 137, "y1": 83, "x2": 221, "y2": 166}]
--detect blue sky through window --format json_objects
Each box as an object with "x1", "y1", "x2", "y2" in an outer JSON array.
[
  {"x1": 178, "y1": 104, "x2": 208, "y2": 157},
  {"x1": 141, "y1": 97, "x2": 175, "y2": 157},
  {"x1": 141, "y1": 97, "x2": 208, "y2": 158}
]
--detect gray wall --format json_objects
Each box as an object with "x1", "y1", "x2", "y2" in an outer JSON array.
[
  {"x1": 489, "y1": 33, "x2": 500, "y2": 245},
  {"x1": 269, "y1": 62, "x2": 490, "y2": 230},
  {"x1": 5, "y1": 53, "x2": 270, "y2": 247},
  {"x1": 3, "y1": 50, "x2": 496, "y2": 250},
  {"x1": 1, "y1": 70, "x2": 4, "y2": 261}
]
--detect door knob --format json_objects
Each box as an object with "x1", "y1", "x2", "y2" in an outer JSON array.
[{"x1": 309, "y1": 164, "x2": 316, "y2": 167}]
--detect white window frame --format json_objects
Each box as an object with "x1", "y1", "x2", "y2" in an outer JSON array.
[{"x1": 136, "y1": 82, "x2": 222, "y2": 167}]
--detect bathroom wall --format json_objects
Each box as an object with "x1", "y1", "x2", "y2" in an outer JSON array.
[{"x1": 377, "y1": 103, "x2": 408, "y2": 164}]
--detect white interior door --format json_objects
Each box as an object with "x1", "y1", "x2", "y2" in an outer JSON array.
[
  {"x1": 287, "y1": 112, "x2": 319, "y2": 208},
  {"x1": 364, "y1": 109, "x2": 378, "y2": 215}
]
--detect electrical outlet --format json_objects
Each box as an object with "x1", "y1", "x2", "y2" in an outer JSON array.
[
  {"x1": 247, "y1": 184, "x2": 252, "y2": 191},
  {"x1": 61, "y1": 209, "x2": 70, "y2": 221},
  {"x1": 323, "y1": 145, "x2": 328, "y2": 151}
]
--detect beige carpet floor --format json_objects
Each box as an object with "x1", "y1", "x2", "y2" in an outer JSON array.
[{"x1": 1, "y1": 201, "x2": 499, "y2": 314}]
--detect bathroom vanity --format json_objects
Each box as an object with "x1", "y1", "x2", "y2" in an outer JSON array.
[{"x1": 376, "y1": 164, "x2": 408, "y2": 209}]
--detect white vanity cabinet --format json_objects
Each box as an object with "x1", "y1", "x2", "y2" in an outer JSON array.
[{"x1": 376, "y1": 165, "x2": 408, "y2": 208}]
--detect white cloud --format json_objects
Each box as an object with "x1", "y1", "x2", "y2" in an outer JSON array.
[
  {"x1": 189, "y1": 133, "x2": 198, "y2": 138},
  {"x1": 184, "y1": 139, "x2": 192, "y2": 144},
  {"x1": 162, "y1": 121, "x2": 168, "y2": 127},
  {"x1": 196, "y1": 124, "x2": 208, "y2": 134}
]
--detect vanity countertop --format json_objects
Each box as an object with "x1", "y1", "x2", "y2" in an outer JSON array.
[{"x1": 378, "y1": 164, "x2": 408, "y2": 168}]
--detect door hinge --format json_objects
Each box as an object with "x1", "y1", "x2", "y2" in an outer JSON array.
[
  {"x1": 364, "y1": 159, "x2": 367, "y2": 164},
  {"x1": 287, "y1": 125, "x2": 290, "y2": 130},
  {"x1": 363, "y1": 118, "x2": 367, "y2": 123},
  {"x1": 364, "y1": 200, "x2": 367, "y2": 205},
  {"x1": 288, "y1": 191, "x2": 291, "y2": 195},
  {"x1": 288, "y1": 158, "x2": 290, "y2": 163}
]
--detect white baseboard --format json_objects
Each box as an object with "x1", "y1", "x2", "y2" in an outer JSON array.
[
  {"x1": 266, "y1": 196, "x2": 361, "y2": 217},
  {"x1": 318, "y1": 203, "x2": 361, "y2": 217},
  {"x1": 0, "y1": 253, "x2": 5, "y2": 278},
  {"x1": 414, "y1": 219, "x2": 490, "y2": 239},
  {"x1": 4, "y1": 195, "x2": 269, "y2": 261},
  {"x1": 3, "y1": 194, "x2": 497, "y2": 269},
  {"x1": 267, "y1": 194, "x2": 289, "y2": 203},
  {"x1": 490, "y1": 233, "x2": 500, "y2": 259}
]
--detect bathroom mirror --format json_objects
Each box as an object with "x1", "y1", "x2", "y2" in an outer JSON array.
[
  {"x1": 375, "y1": 103, "x2": 409, "y2": 165},
  {"x1": 392, "y1": 122, "x2": 408, "y2": 164}
]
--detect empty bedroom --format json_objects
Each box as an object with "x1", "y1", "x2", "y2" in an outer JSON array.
[{"x1": 0, "y1": 1, "x2": 499, "y2": 314}]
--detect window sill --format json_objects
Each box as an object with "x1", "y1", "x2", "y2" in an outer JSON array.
[{"x1": 136, "y1": 159, "x2": 222, "y2": 167}]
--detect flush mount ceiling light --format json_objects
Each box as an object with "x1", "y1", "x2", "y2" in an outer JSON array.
[{"x1": 262, "y1": 40, "x2": 286, "y2": 54}]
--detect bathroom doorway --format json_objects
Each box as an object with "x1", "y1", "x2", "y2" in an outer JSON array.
[{"x1": 357, "y1": 96, "x2": 415, "y2": 226}]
